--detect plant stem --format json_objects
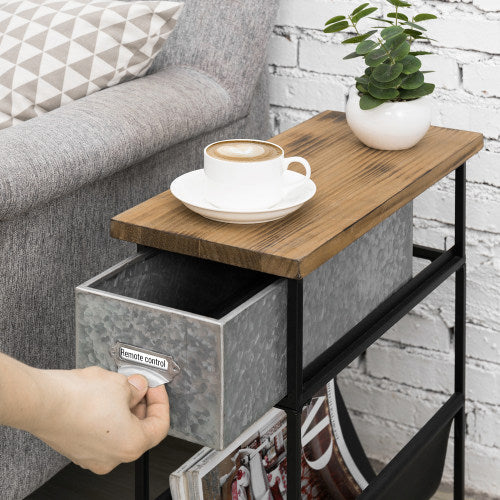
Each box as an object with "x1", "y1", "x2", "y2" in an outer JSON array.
[
  {"x1": 348, "y1": 15, "x2": 361, "y2": 35},
  {"x1": 378, "y1": 37, "x2": 395, "y2": 64},
  {"x1": 395, "y1": 6, "x2": 398, "y2": 25}
]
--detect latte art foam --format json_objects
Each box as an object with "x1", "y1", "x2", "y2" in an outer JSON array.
[
  {"x1": 217, "y1": 143, "x2": 266, "y2": 159},
  {"x1": 206, "y1": 140, "x2": 282, "y2": 162}
]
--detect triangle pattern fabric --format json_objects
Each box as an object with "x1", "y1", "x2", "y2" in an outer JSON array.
[{"x1": 0, "y1": 0, "x2": 183, "y2": 130}]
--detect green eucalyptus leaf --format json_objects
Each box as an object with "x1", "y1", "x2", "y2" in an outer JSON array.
[
  {"x1": 421, "y1": 70, "x2": 435, "y2": 73},
  {"x1": 356, "y1": 83, "x2": 368, "y2": 94},
  {"x1": 369, "y1": 74, "x2": 402, "y2": 88},
  {"x1": 403, "y1": 20, "x2": 426, "y2": 31},
  {"x1": 352, "y1": 6, "x2": 378, "y2": 23},
  {"x1": 356, "y1": 39, "x2": 378, "y2": 54},
  {"x1": 387, "y1": 12, "x2": 408, "y2": 21},
  {"x1": 414, "y1": 13, "x2": 437, "y2": 22},
  {"x1": 399, "y1": 82, "x2": 435, "y2": 99},
  {"x1": 404, "y1": 29, "x2": 423, "y2": 38},
  {"x1": 365, "y1": 48, "x2": 390, "y2": 67},
  {"x1": 355, "y1": 75, "x2": 370, "y2": 85},
  {"x1": 352, "y1": 3, "x2": 369, "y2": 15},
  {"x1": 384, "y1": 32, "x2": 407, "y2": 50},
  {"x1": 368, "y1": 82, "x2": 399, "y2": 100},
  {"x1": 387, "y1": 0, "x2": 412, "y2": 7},
  {"x1": 343, "y1": 51, "x2": 363, "y2": 59},
  {"x1": 325, "y1": 15, "x2": 346, "y2": 25},
  {"x1": 370, "y1": 17, "x2": 393, "y2": 24},
  {"x1": 401, "y1": 54, "x2": 421, "y2": 74},
  {"x1": 381, "y1": 25, "x2": 405, "y2": 39},
  {"x1": 390, "y1": 40, "x2": 410, "y2": 60},
  {"x1": 360, "y1": 94, "x2": 385, "y2": 110},
  {"x1": 372, "y1": 62, "x2": 403, "y2": 82},
  {"x1": 409, "y1": 50, "x2": 432, "y2": 56},
  {"x1": 324, "y1": 20, "x2": 350, "y2": 33},
  {"x1": 342, "y1": 30, "x2": 377, "y2": 44},
  {"x1": 365, "y1": 67, "x2": 373, "y2": 76},
  {"x1": 401, "y1": 71, "x2": 424, "y2": 89}
]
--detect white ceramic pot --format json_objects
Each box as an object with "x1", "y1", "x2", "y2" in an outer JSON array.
[{"x1": 346, "y1": 87, "x2": 432, "y2": 150}]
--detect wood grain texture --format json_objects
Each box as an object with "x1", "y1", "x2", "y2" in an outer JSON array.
[{"x1": 111, "y1": 111, "x2": 483, "y2": 278}]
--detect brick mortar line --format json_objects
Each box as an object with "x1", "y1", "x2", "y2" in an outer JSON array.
[
  {"x1": 270, "y1": 65, "x2": 500, "y2": 106},
  {"x1": 272, "y1": 26, "x2": 500, "y2": 58}
]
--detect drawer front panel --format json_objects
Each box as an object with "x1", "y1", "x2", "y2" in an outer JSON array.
[{"x1": 76, "y1": 289, "x2": 223, "y2": 448}]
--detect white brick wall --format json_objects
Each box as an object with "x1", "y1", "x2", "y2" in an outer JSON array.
[{"x1": 268, "y1": 0, "x2": 500, "y2": 496}]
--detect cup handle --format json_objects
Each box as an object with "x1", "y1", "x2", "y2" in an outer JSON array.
[
  {"x1": 282, "y1": 157, "x2": 311, "y2": 196},
  {"x1": 283, "y1": 156, "x2": 311, "y2": 178}
]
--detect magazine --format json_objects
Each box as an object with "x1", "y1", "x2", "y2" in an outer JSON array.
[
  {"x1": 171, "y1": 379, "x2": 374, "y2": 499},
  {"x1": 169, "y1": 447, "x2": 212, "y2": 500}
]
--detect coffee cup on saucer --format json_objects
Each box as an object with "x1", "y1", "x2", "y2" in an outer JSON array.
[{"x1": 204, "y1": 139, "x2": 311, "y2": 211}]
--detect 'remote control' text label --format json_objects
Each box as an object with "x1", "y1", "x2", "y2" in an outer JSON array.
[{"x1": 119, "y1": 347, "x2": 168, "y2": 370}]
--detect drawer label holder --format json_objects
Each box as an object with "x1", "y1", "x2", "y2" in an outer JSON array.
[{"x1": 110, "y1": 342, "x2": 180, "y2": 387}]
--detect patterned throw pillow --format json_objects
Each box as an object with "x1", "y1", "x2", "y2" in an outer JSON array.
[{"x1": 0, "y1": 0, "x2": 183, "y2": 130}]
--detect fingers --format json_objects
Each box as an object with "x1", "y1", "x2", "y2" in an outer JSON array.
[
  {"x1": 131, "y1": 398, "x2": 147, "y2": 419},
  {"x1": 140, "y1": 385, "x2": 170, "y2": 448},
  {"x1": 127, "y1": 374, "x2": 148, "y2": 409}
]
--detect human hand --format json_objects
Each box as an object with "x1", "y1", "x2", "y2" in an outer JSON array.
[{"x1": 27, "y1": 366, "x2": 169, "y2": 474}]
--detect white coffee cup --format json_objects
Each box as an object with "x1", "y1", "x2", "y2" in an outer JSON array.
[{"x1": 204, "y1": 139, "x2": 311, "y2": 211}]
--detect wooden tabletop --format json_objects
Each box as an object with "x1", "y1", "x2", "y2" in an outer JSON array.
[{"x1": 111, "y1": 111, "x2": 483, "y2": 279}]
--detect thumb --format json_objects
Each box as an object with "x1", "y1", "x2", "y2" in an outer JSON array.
[{"x1": 127, "y1": 374, "x2": 149, "y2": 408}]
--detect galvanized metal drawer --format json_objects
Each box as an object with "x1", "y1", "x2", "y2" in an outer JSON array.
[{"x1": 76, "y1": 203, "x2": 412, "y2": 449}]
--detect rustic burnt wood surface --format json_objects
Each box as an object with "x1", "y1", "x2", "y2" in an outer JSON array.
[{"x1": 110, "y1": 111, "x2": 483, "y2": 278}]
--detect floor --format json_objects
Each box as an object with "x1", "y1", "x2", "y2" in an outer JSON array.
[
  {"x1": 27, "y1": 438, "x2": 486, "y2": 500},
  {"x1": 27, "y1": 436, "x2": 200, "y2": 500}
]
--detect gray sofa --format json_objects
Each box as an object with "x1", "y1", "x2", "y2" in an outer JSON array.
[{"x1": 0, "y1": 0, "x2": 279, "y2": 497}]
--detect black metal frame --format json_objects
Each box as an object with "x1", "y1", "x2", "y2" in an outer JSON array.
[
  {"x1": 280, "y1": 162, "x2": 467, "y2": 500},
  {"x1": 139, "y1": 163, "x2": 467, "y2": 500}
]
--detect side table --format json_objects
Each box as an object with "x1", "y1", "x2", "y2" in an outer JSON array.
[{"x1": 109, "y1": 111, "x2": 483, "y2": 500}]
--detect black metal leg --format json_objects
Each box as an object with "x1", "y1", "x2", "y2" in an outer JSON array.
[
  {"x1": 285, "y1": 278, "x2": 304, "y2": 500},
  {"x1": 455, "y1": 164, "x2": 466, "y2": 258},
  {"x1": 286, "y1": 408, "x2": 302, "y2": 500},
  {"x1": 135, "y1": 451, "x2": 149, "y2": 500},
  {"x1": 454, "y1": 163, "x2": 466, "y2": 500}
]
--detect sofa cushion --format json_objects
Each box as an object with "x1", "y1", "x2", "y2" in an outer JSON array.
[{"x1": 0, "y1": 0, "x2": 183, "y2": 130}]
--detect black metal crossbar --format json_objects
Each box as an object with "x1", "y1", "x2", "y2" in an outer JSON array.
[{"x1": 413, "y1": 243, "x2": 445, "y2": 261}]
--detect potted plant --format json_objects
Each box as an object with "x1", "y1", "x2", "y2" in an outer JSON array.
[{"x1": 324, "y1": 0, "x2": 437, "y2": 150}]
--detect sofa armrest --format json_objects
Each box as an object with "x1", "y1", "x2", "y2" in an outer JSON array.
[{"x1": 0, "y1": 66, "x2": 233, "y2": 221}]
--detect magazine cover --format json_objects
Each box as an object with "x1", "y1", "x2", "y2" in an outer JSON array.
[{"x1": 180, "y1": 379, "x2": 374, "y2": 499}]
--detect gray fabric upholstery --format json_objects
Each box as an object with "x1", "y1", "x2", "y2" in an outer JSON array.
[
  {"x1": 0, "y1": 0, "x2": 278, "y2": 496},
  {"x1": 151, "y1": 0, "x2": 279, "y2": 107},
  {"x1": 0, "y1": 67, "x2": 232, "y2": 221}
]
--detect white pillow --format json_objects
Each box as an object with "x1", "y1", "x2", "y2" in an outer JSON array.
[{"x1": 0, "y1": 0, "x2": 183, "y2": 130}]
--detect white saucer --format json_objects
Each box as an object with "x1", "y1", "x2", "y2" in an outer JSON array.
[{"x1": 170, "y1": 169, "x2": 316, "y2": 224}]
